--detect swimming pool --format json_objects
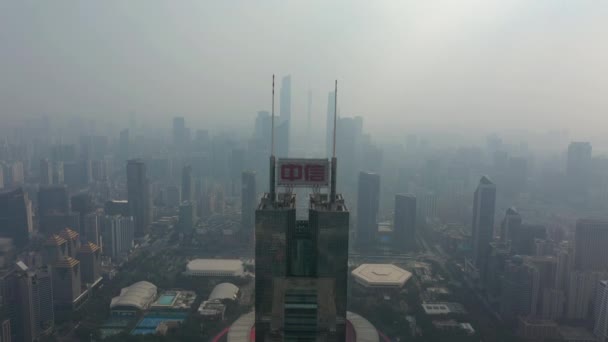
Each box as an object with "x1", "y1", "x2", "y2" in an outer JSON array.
[{"x1": 157, "y1": 294, "x2": 176, "y2": 306}]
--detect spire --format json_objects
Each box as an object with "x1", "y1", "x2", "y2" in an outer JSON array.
[
  {"x1": 269, "y1": 75, "x2": 276, "y2": 202},
  {"x1": 330, "y1": 80, "x2": 338, "y2": 203}
]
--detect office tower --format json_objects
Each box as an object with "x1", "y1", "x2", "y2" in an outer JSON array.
[
  {"x1": 71, "y1": 192, "x2": 93, "y2": 234},
  {"x1": 241, "y1": 171, "x2": 256, "y2": 238},
  {"x1": 0, "y1": 188, "x2": 33, "y2": 248},
  {"x1": 555, "y1": 242, "x2": 574, "y2": 291},
  {"x1": 525, "y1": 256, "x2": 557, "y2": 317},
  {"x1": 6, "y1": 262, "x2": 54, "y2": 342},
  {"x1": 336, "y1": 117, "x2": 363, "y2": 188},
  {"x1": 417, "y1": 191, "x2": 438, "y2": 221},
  {"x1": 172, "y1": 117, "x2": 190, "y2": 148},
  {"x1": 275, "y1": 119, "x2": 289, "y2": 158},
  {"x1": 356, "y1": 172, "x2": 380, "y2": 251},
  {"x1": 63, "y1": 160, "x2": 91, "y2": 187},
  {"x1": 567, "y1": 270, "x2": 608, "y2": 319},
  {"x1": 39, "y1": 159, "x2": 53, "y2": 186},
  {"x1": 8, "y1": 162, "x2": 24, "y2": 186},
  {"x1": 486, "y1": 242, "x2": 511, "y2": 298},
  {"x1": 100, "y1": 215, "x2": 134, "y2": 259},
  {"x1": 83, "y1": 212, "x2": 100, "y2": 245},
  {"x1": 394, "y1": 194, "x2": 416, "y2": 252},
  {"x1": 91, "y1": 160, "x2": 108, "y2": 181},
  {"x1": 127, "y1": 159, "x2": 151, "y2": 237},
  {"x1": 59, "y1": 228, "x2": 80, "y2": 258},
  {"x1": 53, "y1": 161, "x2": 64, "y2": 185},
  {"x1": 0, "y1": 167, "x2": 4, "y2": 189},
  {"x1": 38, "y1": 185, "x2": 69, "y2": 217},
  {"x1": 51, "y1": 256, "x2": 81, "y2": 309},
  {"x1": 499, "y1": 256, "x2": 535, "y2": 322},
  {"x1": 255, "y1": 191, "x2": 350, "y2": 340},
  {"x1": 177, "y1": 203, "x2": 195, "y2": 235},
  {"x1": 77, "y1": 242, "x2": 101, "y2": 284},
  {"x1": 165, "y1": 185, "x2": 180, "y2": 208},
  {"x1": 231, "y1": 149, "x2": 245, "y2": 196},
  {"x1": 567, "y1": 141, "x2": 592, "y2": 192},
  {"x1": 42, "y1": 235, "x2": 68, "y2": 266},
  {"x1": 574, "y1": 219, "x2": 608, "y2": 271},
  {"x1": 595, "y1": 280, "x2": 608, "y2": 342},
  {"x1": 510, "y1": 225, "x2": 547, "y2": 256},
  {"x1": 541, "y1": 288, "x2": 565, "y2": 320},
  {"x1": 326, "y1": 91, "x2": 336, "y2": 157},
  {"x1": 104, "y1": 200, "x2": 130, "y2": 217},
  {"x1": 500, "y1": 207, "x2": 522, "y2": 243},
  {"x1": 181, "y1": 165, "x2": 193, "y2": 203},
  {"x1": 119, "y1": 128, "x2": 129, "y2": 162},
  {"x1": 471, "y1": 176, "x2": 496, "y2": 283}
]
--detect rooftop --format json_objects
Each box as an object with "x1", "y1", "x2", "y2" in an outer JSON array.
[
  {"x1": 78, "y1": 242, "x2": 101, "y2": 254},
  {"x1": 59, "y1": 227, "x2": 79, "y2": 240},
  {"x1": 44, "y1": 234, "x2": 67, "y2": 246},
  {"x1": 352, "y1": 264, "x2": 412, "y2": 288},
  {"x1": 185, "y1": 259, "x2": 244, "y2": 276},
  {"x1": 54, "y1": 256, "x2": 79, "y2": 268}
]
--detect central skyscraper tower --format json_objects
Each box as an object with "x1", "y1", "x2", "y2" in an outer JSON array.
[{"x1": 255, "y1": 78, "x2": 349, "y2": 341}]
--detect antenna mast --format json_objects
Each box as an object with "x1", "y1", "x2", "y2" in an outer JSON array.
[
  {"x1": 269, "y1": 75, "x2": 276, "y2": 202},
  {"x1": 330, "y1": 80, "x2": 338, "y2": 203}
]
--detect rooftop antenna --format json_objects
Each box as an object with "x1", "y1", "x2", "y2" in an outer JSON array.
[
  {"x1": 269, "y1": 75, "x2": 276, "y2": 202},
  {"x1": 330, "y1": 80, "x2": 338, "y2": 204}
]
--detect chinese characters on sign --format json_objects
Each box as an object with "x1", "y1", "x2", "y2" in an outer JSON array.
[{"x1": 277, "y1": 159, "x2": 330, "y2": 187}]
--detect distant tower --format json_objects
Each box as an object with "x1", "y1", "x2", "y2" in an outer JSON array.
[
  {"x1": 356, "y1": 171, "x2": 380, "y2": 251},
  {"x1": 594, "y1": 280, "x2": 608, "y2": 342},
  {"x1": 394, "y1": 194, "x2": 417, "y2": 252},
  {"x1": 181, "y1": 165, "x2": 193, "y2": 203},
  {"x1": 471, "y1": 176, "x2": 496, "y2": 284},
  {"x1": 0, "y1": 188, "x2": 33, "y2": 248},
  {"x1": 127, "y1": 160, "x2": 152, "y2": 237},
  {"x1": 241, "y1": 171, "x2": 256, "y2": 240},
  {"x1": 566, "y1": 141, "x2": 592, "y2": 194},
  {"x1": 40, "y1": 159, "x2": 53, "y2": 186},
  {"x1": 276, "y1": 75, "x2": 291, "y2": 158},
  {"x1": 500, "y1": 207, "x2": 522, "y2": 243},
  {"x1": 574, "y1": 219, "x2": 608, "y2": 271}
]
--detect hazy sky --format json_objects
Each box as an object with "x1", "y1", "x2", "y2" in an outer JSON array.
[{"x1": 1, "y1": 1, "x2": 607, "y2": 140}]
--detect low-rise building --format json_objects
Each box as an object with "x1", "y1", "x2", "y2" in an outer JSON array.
[
  {"x1": 184, "y1": 259, "x2": 244, "y2": 277},
  {"x1": 351, "y1": 264, "x2": 412, "y2": 288}
]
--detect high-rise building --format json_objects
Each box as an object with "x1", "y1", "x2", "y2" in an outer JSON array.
[
  {"x1": 127, "y1": 159, "x2": 151, "y2": 237},
  {"x1": 574, "y1": 219, "x2": 608, "y2": 271},
  {"x1": 39, "y1": 159, "x2": 53, "y2": 186},
  {"x1": 100, "y1": 215, "x2": 134, "y2": 260},
  {"x1": 181, "y1": 165, "x2": 193, "y2": 203},
  {"x1": 356, "y1": 172, "x2": 380, "y2": 251},
  {"x1": 2, "y1": 262, "x2": 54, "y2": 342},
  {"x1": 499, "y1": 256, "x2": 536, "y2": 322},
  {"x1": 77, "y1": 242, "x2": 101, "y2": 285},
  {"x1": 500, "y1": 207, "x2": 522, "y2": 243},
  {"x1": 255, "y1": 191, "x2": 350, "y2": 340},
  {"x1": 241, "y1": 171, "x2": 256, "y2": 239},
  {"x1": 471, "y1": 176, "x2": 496, "y2": 283},
  {"x1": 71, "y1": 192, "x2": 93, "y2": 234},
  {"x1": 177, "y1": 203, "x2": 195, "y2": 235},
  {"x1": 119, "y1": 129, "x2": 129, "y2": 162},
  {"x1": 38, "y1": 185, "x2": 69, "y2": 217},
  {"x1": 567, "y1": 270, "x2": 608, "y2": 320},
  {"x1": 172, "y1": 117, "x2": 190, "y2": 148},
  {"x1": 510, "y1": 225, "x2": 547, "y2": 256},
  {"x1": 51, "y1": 256, "x2": 81, "y2": 309},
  {"x1": 0, "y1": 188, "x2": 33, "y2": 248},
  {"x1": 394, "y1": 194, "x2": 416, "y2": 252},
  {"x1": 567, "y1": 141, "x2": 592, "y2": 193},
  {"x1": 594, "y1": 280, "x2": 608, "y2": 342}
]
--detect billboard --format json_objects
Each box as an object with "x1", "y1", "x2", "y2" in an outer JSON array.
[{"x1": 277, "y1": 158, "x2": 329, "y2": 187}]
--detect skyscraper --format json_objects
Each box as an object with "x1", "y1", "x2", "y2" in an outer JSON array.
[
  {"x1": 471, "y1": 176, "x2": 496, "y2": 283},
  {"x1": 356, "y1": 172, "x2": 380, "y2": 251},
  {"x1": 394, "y1": 194, "x2": 417, "y2": 252},
  {"x1": 100, "y1": 215, "x2": 135, "y2": 259},
  {"x1": 172, "y1": 117, "x2": 190, "y2": 149},
  {"x1": 567, "y1": 141, "x2": 592, "y2": 193},
  {"x1": 255, "y1": 79, "x2": 349, "y2": 340},
  {"x1": 500, "y1": 207, "x2": 522, "y2": 243},
  {"x1": 594, "y1": 280, "x2": 608, "y2": 342},
  {"x1": 181, "y1": 165, "x2": 193, "y2": 203},
  {"x1": 0, "y1": 188, "x2": 33, "y2": 248},
  {"x1": 241, "y1": 171, "x2": 256, "y2": 239},
  {"x1": 127, "y1": 159, "x2": 151, "y2": 237},
  {"x1": 39, "y1": 159, "x2": 53, "y2": 186},
  {"x1": 574, "y1": 219, "x2": 608, "y2": 271}
]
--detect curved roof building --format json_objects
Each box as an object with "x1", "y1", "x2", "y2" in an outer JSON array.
[
  {"x1": 110, "y1": 281, "x2": 157, "y2": 311},
  {"x1": 209, "y1": 283, "x2": 239, "y2": 301},
  {"x1": 351, "y1": 264, "x2": 412, "y2": 288},
  {"x1": 224, "y1": 312, "x2": 380, "y2": 342}
]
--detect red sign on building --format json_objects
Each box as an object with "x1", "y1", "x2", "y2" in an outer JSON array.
[{"x1": 277, "y1": 158, "x2": 329, "y2": 187}]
